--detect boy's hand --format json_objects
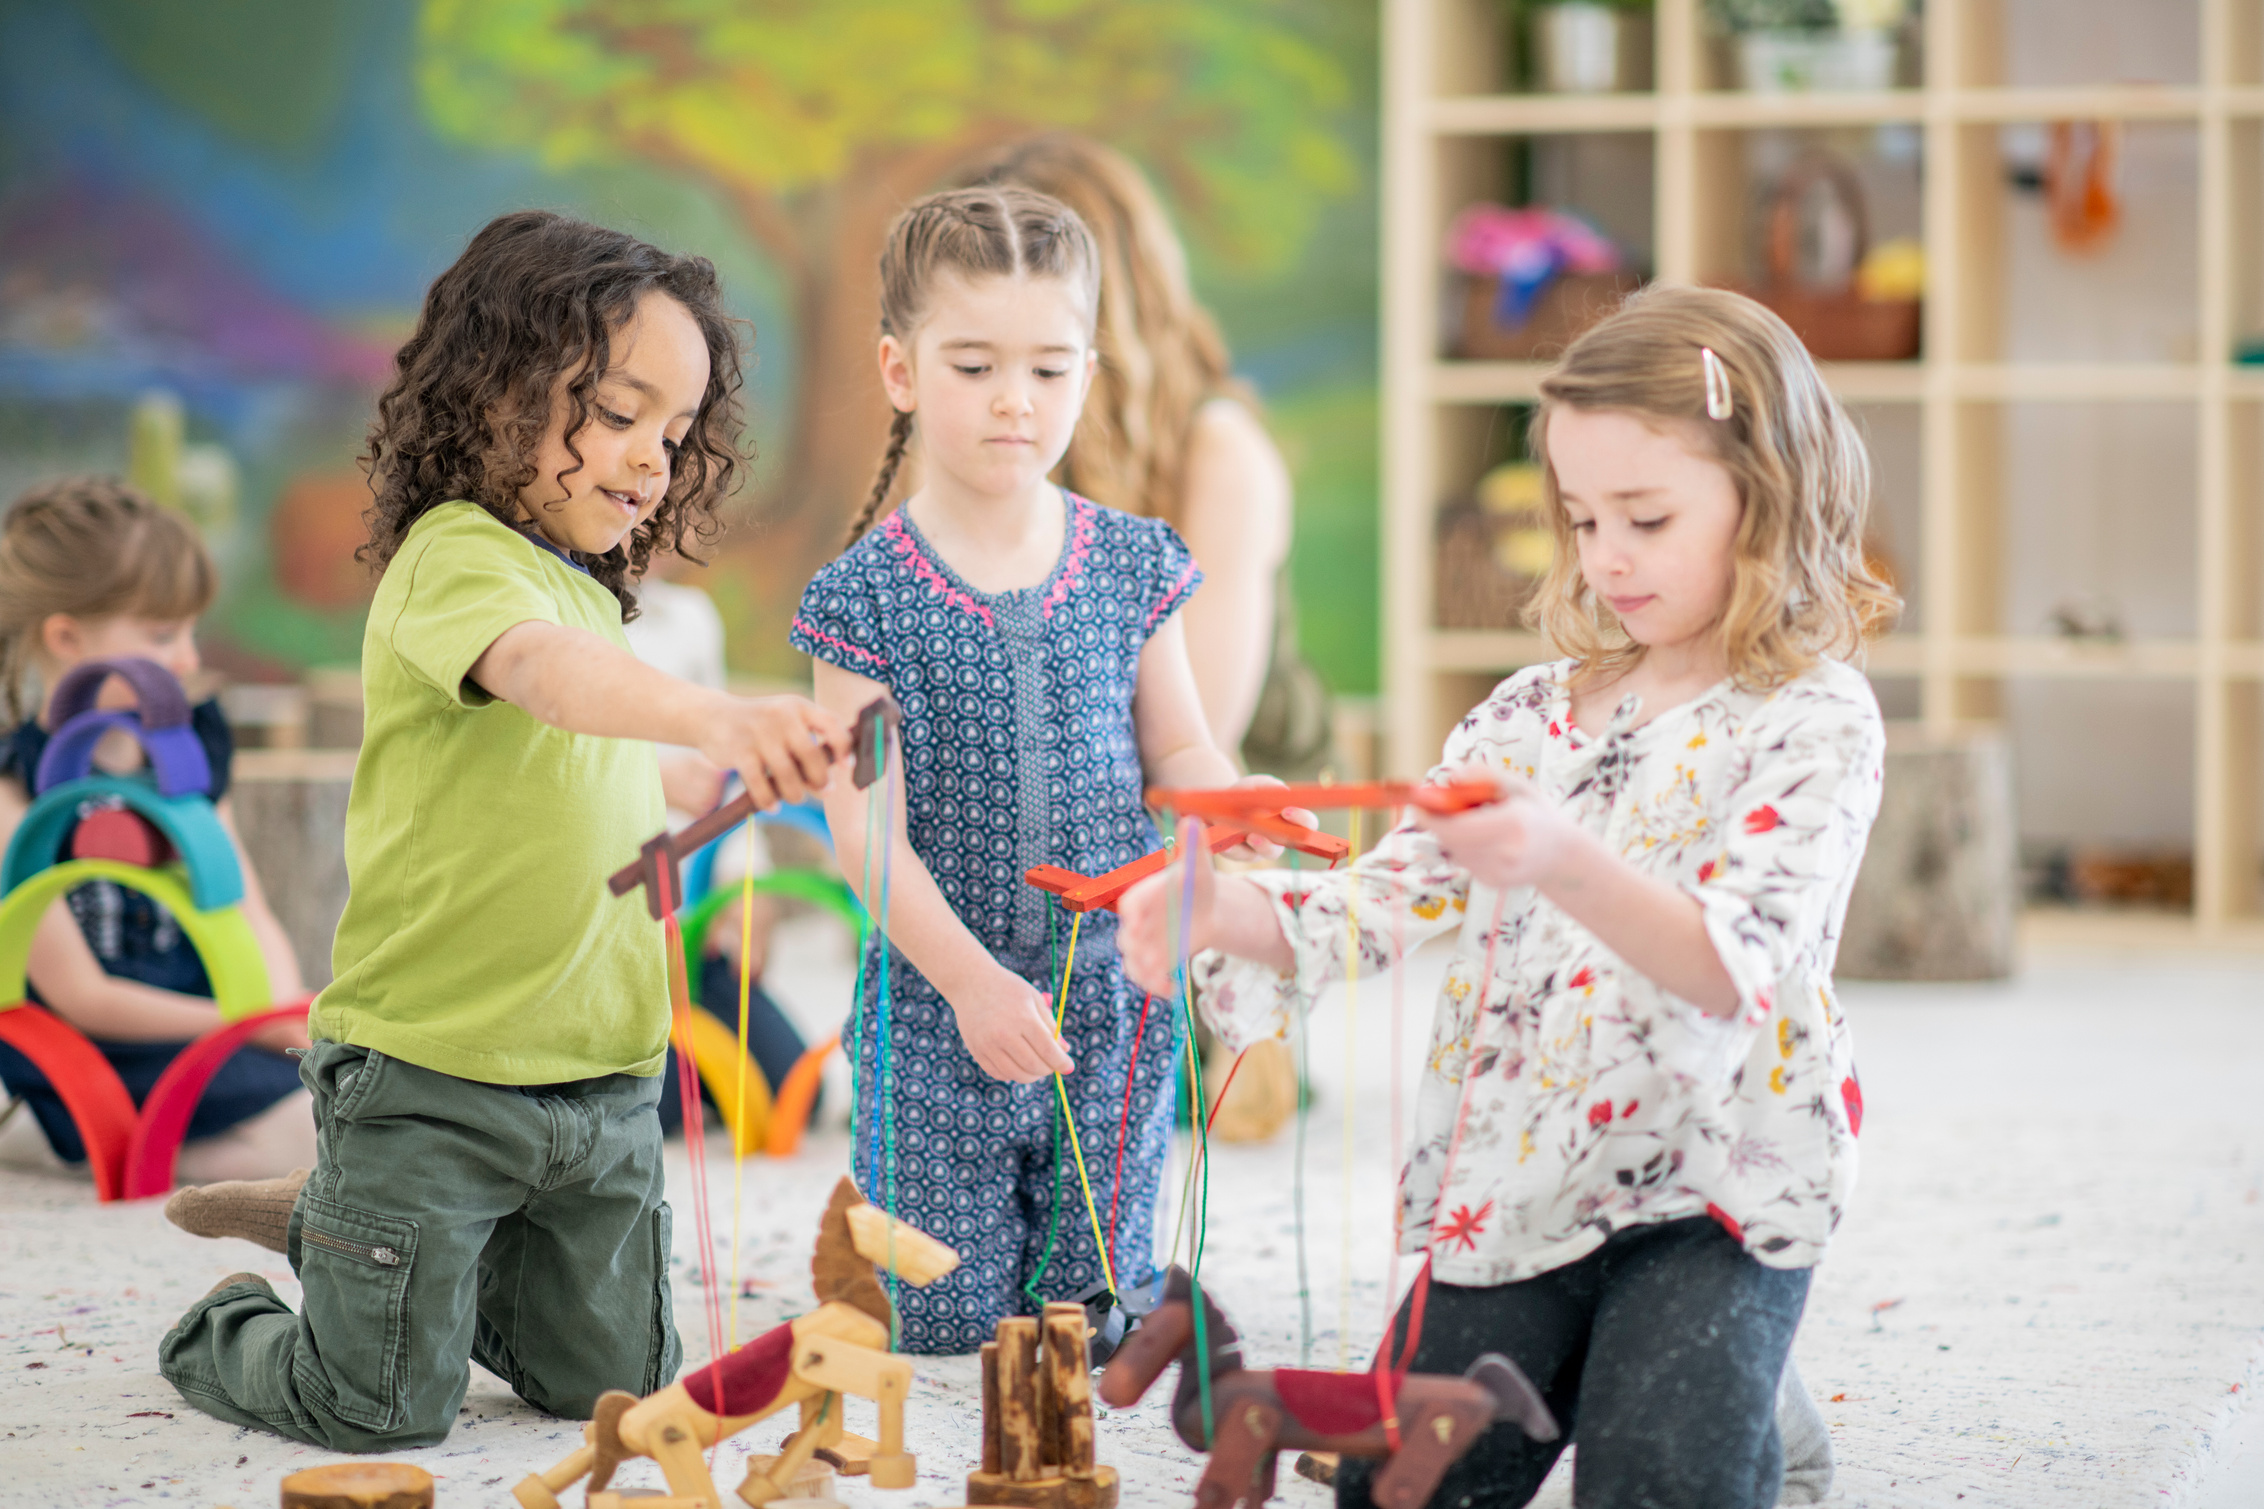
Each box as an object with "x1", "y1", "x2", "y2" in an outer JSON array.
[
  {"x1": 1412, "y1": 766, "x2": 1581, "y2": 889},
  {"x1": 700, "y1": 695, "x2": 850, "y2": 811},
  {"x1": 949, "y1": 965, "x2": 1075, "y2": 1083},
  {"x1": 1120, "y1": 817, "x2": 1219, "y2": 996}
]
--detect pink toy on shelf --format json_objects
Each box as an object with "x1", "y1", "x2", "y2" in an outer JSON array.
[{"x1": 1445, "y1": 204, "x2": 1622, "y2": 330}]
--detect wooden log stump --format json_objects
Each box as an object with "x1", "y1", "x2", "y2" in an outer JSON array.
[
  {"x1": 968, "y1": 1310, "x2": 1118, "y2": 1509},
  {"x1": 1838, "y1": 722, "x2": 2017, "y2": 980},
  {"x1": 279, "y1": 1462, "x2": 433, "y2": 1509},
  {"x1": 230, "y1": 749, "x2": 355, "y2": 989}
]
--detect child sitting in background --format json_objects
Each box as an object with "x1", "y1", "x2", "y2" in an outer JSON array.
[
  {"x1": 158, "y1": 209, "x2": 847, "y2": 1451},
  {"x1": 0, "y1": 476, "x2": 311, "y2": 1183}
]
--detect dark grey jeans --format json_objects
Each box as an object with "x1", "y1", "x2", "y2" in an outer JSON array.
[
  {"x1": 1337, "y1": 1217, "x2": 1810, "y2": 1509},
  {"x1": 159, "y1": 1041, "x2": 680, "y2": 1451}
]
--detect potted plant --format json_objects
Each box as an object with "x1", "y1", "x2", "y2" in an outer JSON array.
[
  {"x1": 1707, "y1": 0, "x2": 1908, "y2": 93},
  {"x1": 1512, "y1": 0, "x2": 1654, "y2": 94}
]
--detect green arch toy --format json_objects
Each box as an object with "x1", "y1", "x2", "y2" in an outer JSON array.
[
  {"x1": 2, "y1": 777, "x2": 244, "y2": 912},
  {"x1": 0, "y1": 860, "x2": 270, "y2": 1021}
]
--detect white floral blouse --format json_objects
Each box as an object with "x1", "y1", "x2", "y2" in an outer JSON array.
[{"x1": 1192, "y1": 657, "x2": 1885, "y2": 1284}]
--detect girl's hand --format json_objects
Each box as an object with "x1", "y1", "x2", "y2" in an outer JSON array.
[
  {"x1": 1120, "y1": 817, "x2": 1220, "y2": 996},
  {"x1": 249, "y1": 1014, "x2": 313, "y2": 1054},
  {"x1": 1412, "y1": 766, "x2": 1584, "y2": 889},
  {"x1": 698, "y1": 695, "x2": 850, "y2": 811},
  {"x1": 949, "y1": 964, "x2": 1075, "y2": 1083},
  {"x1": 1212, "y1": 774, "x2": 1323, "y2": 862}
]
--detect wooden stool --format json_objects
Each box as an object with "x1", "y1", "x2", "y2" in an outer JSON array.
[
  {"x1": 1838, "y1": 722, "x2": 2017, "y2": 980},
  {"x1": 280, "y1": 1463, "x2": 434, "y2": 1509}
]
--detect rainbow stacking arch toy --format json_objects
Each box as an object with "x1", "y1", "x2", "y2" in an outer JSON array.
[{"x1": 0, "y1": 657, "x2": 305, "y2": 1200}]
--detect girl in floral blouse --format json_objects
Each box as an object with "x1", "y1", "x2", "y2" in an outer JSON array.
[{"x1": 1122, "y1": 285, "x2": 1899, "y2": 1509}]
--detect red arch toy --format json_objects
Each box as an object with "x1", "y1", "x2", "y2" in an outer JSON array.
[
  {"x1": 121, "y1": 998, "x2": 314, "y2": 1200},
  {"x1": 0, "y1": 1003, "x2": 139, "y2": 1200}
]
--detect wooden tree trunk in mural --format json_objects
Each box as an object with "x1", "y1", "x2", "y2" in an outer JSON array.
[{"x1": 716, "y1": 133, "x2": 1029, "y2": 667}]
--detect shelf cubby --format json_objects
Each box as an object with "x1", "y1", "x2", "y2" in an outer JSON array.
[{"x1": 1384, "y1": 0, "x2": 2264, "y2": 937}]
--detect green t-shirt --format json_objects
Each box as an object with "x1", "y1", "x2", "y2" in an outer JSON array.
[{"x1": 313, "y1": 501, "x2": 670, "y2": 1083}]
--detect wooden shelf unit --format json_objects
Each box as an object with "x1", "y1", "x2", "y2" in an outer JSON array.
[{"x1": 1381, "y1": 0, "x2": 2264, "y2": 936}]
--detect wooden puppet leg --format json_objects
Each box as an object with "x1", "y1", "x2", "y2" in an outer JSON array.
[
  {"x1": 1194, "y1": 1397, "x2": 1281, "y2": 1509},
  {"x1": 1367, "y1": 1399, "x2": 1494, "y2": 1509},
  {"x1": 648, "y1": 1412, "x2": 727, "y2": 1509},
  {"x1": 737, "y1": 1392, "x2": 838, "y2": 1506}
]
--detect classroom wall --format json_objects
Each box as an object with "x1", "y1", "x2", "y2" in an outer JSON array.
[{"x1": 0, "y1": 0, "x2": 1383, "y2": 694}]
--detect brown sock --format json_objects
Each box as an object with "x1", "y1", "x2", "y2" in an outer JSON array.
[
  {"x1": 165, "y1": 1167, "x2": 310, "y2": 1253},
  {"x1": 203, "y1": 1271, "x2": 277, "y2": 1301}
]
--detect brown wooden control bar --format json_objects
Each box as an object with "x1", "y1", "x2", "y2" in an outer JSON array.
[{"x1": 608, "y1": 693, "x2": 898, "y2": 919}]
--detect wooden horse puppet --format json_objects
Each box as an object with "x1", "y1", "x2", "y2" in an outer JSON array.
[
  {"x1": 516, "y1": 1177, "x2": 959, "y2": 1509},
  {"x1": 1099, "y1": 1267, "x2": 1558, "y2": 1509}
]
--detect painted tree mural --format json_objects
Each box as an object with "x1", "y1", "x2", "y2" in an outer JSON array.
[{"x1": 418, "y1": 0, "x2": 1356, "y2": 661}]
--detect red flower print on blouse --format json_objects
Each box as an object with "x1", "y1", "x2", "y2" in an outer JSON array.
[
  {"x1": 1697, "y1": 857, "x2": 1719, "y2": 883},
  {"x1": 1744, "y1": 805, "x2": 1782, "y2": 835},
  {"x1": 1620, "y1": 1099, "x2": 1638, "y2": 1119},
  {"x1": 1568, "y1": 966, "x2": 1596, "y2": 992},
  {"x1": 1587, "y1": 1100, "x2": 1613, "y2": 1128},
  {"x1": 1548, "y1": 720, "x2": 1563, "y2": 738},
  {"x1": 1439, "y1": 1200, "x2": 1494, "y2": 1252},
  {"x1": 1842, "y1": 1075, "x2": 1864, "y2": 1136},
  {"x1": 1706, "y1": 1203, "x2": 1744, "y2": 1241}
]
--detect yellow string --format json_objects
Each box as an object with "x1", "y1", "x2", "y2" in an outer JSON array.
[
  {"x1": 1339, "y1": 808, "x2": 1361, "y2": 1370},
  {"x1": 726, "y1": 820, "x2": 756, "y2": 1352},
  {"x1": 1046, "y1": 911, "x2": 1118, "y2": 1296}
]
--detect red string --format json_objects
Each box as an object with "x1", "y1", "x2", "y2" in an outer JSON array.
[
  {"x1": 656, "y1": 860, "x2": 727, "y2": 1434},
  {"x1": 1106, "y1": 991, "x2": 1157, "y2": 1273}
]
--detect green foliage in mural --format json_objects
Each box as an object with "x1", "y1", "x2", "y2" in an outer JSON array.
[{"x1": 417, "y1": 0, "x2": 1360, "y2": 536}]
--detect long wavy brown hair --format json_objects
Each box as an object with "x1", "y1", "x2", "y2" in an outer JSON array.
[
  {"x1": 1530, "y1": 284, "x2": 1901, "y2": 690},
  {"x1": 961, "y1": 135, "x2": 1250, "y2": 528},
  {"x1": 360, "y1": 210, "x2": 748, "y2": 617}
]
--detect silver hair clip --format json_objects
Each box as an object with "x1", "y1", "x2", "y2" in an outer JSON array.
[{"x1": 1701, "y1": 346, "x2": 1733, "y2": 421}]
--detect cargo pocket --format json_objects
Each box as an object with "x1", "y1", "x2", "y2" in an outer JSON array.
[
  {"x1": 293, "y1": 1193, "x2": 418, "y2": 1434},
  {"x1": 645, "y1": 1199, "x2": 679, "y2": 1394}
]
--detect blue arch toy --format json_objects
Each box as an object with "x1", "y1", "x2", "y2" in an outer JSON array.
[{"x1": 1, "y1": 777, "x2": 244, "y2": 912}]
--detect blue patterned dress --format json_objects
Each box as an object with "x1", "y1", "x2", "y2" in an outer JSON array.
[{"x1": 791, "y1": 490, "x2": 1200, "y2": 1353}]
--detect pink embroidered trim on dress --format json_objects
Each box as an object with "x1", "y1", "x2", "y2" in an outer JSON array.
[
  {"x1": 883, "y1": 514, "x2": 996, "y2": 629},
  {"x1": 1144, "y1": 560, "x2": 1199, "y2": 631},
  {"x1": 792, "y1": 616, "x2": 888, "y2": 671},
  {"x1": 1041, "y1": 498, "x2": 1097, "y2": 620}
]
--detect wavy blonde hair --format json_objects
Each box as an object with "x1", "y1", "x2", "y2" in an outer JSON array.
[
  {"x1": 963, "y1": 134, "x2": 1251, "y2": 527},
  {"x1": 1529, "y1": 284, "x2": 1900, "y2": 690}
]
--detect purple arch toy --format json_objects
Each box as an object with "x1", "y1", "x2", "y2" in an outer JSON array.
[{"x1": 32, "y1": 658, "x2": 213, "y2": 798}]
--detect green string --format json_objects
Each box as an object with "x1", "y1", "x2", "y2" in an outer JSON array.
[
  {"x1": 1167, "y1": 807, "x2": 1215, "y2": 1448},
  {"x1": 1288, "y1": 847, "x2": 1314, "y2": 1366}
]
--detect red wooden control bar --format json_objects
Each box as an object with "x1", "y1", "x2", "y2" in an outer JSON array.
[
  {"x1": 1026, "y1": 815, "x2": 1348, "y2": 915},
  {"x1": 1145, "y1": 778, "x2": 1500, "y2": 818}
]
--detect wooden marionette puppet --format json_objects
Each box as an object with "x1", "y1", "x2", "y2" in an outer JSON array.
[
  {"x1": 514, "y1": 1178, "x2": 958, "y2": 1509},
  {"x1": 1099, "y1": 1267, "x2": 1558, "y2": 1509}
]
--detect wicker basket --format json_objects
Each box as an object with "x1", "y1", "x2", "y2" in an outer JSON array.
[
  {"x1": 1454, "y1": 270, "x2": 1643, "y2": 362},
  {"x1": 1736, "y1": 151, "x2": 1920, "y2": 362}
]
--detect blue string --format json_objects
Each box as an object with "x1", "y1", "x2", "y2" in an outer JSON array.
[{"x1": 873, "y1": 728, "x2": 900, "y2": 1350}]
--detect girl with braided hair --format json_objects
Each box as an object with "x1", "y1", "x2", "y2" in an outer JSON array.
[{"x1": 792, "y1": 186, "x2": 1293, "y2": 1353}]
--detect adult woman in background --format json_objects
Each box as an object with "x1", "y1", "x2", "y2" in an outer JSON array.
[{"x1": 964, "y1": 134, "x2": 1331, "y2": 777}]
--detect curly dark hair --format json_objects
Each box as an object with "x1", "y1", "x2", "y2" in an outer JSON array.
[{"x1": 360, "y1": 209, "x2": 748, "y2": 618}]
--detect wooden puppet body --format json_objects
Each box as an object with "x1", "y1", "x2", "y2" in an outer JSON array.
[
  {"x1": 515, "y1": 1179, "x2": 952, "y2": 1509},
  {"x1": 1098, "y1": 1269, "x2": 1559, "y2": 1509}
]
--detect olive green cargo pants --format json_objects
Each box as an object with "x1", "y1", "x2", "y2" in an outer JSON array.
[{"x1": 159, "y1": 1041, "x2": 680, "y2": 1450}]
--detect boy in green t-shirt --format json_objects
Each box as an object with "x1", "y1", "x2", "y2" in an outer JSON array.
[{"x1": 157, "y1": 212, "x2": 847, "y2": 1450}]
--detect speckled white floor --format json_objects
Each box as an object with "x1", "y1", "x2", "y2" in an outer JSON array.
[{"x1": 4, "y1": 923, "x2": 2262, "y2": 1509}]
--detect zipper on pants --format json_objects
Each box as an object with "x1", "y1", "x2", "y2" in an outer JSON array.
[{"x1": 302, "y1": 1226, "x2": 403, "y2": 1267}]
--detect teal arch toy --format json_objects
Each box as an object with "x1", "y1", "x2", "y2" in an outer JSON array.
[
  {"x1": 1, "y1": 777, "x2": 244, "y2": 912},
  {"x1": 0, "y1": 860, "x2": 270, "y2": 1022}
]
